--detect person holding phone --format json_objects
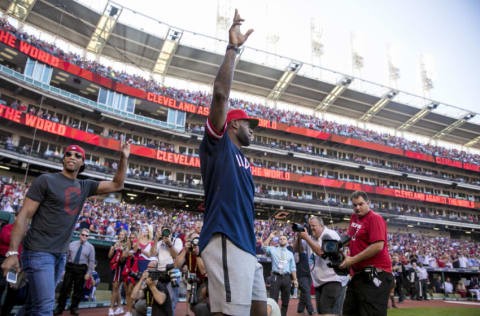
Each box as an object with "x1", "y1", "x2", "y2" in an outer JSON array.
[
  {"x1": 0, "y1": 217, "x2": 23, "y2": 316},
  {"x1": 1, "y1": 142, "x2": 131, "y2": 316}
]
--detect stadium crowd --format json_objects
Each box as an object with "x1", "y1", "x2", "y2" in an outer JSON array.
[
  {"x1": 1, "y1": 17, "x2": 480, "y2": 167},
  {"x1": 2, "y1": 118, "x2": 480, "y2": 226},
  {"x1": 1, "y1": 177, "x2": 479, "y2": 269},
  {"x1": 0, "y1": 175, "x2": 480, "y2": 316}
]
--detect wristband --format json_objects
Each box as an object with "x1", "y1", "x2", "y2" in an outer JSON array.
[
  {"x1": 5, "y1": 251, "x2": 18, "y2": 257},
  {"x1": 226, "y1": 44, "x2": 241, "y2": 54}
]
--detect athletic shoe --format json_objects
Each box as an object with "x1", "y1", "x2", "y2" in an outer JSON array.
[
  {"x1": 114, "y1": 307, "x2": 124, "y2": 315},
  {"x1": 108, "y1": 308, "x2": 115, "y2": 316}
]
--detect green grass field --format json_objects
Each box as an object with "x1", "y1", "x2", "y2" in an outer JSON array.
[{"x1": 387, "y1": 307, "x2": 480, "y2": 316}]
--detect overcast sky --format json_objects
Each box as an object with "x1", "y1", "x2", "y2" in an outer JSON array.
[{"x1": 77, "y1": 0, "x2": 480, "y2": 122}]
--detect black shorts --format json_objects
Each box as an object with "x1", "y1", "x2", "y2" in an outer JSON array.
[
  {"x1": 314, "y1": 281, "x2": 342, "y2": 314},
  {"x1": 343, "y1": 270, "x2": 394, "y2": 316}
]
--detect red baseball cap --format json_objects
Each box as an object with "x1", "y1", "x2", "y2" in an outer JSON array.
[
  {"x1": 226, "y1": 109, "x2": 259, "y2": 129},
  {"x1": 64, "y1": 145, "x2": 85, "y2": 160}
]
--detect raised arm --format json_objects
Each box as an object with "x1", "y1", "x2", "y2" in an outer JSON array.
[
  {"x1": 96, "y1": 140, "x2": 131, "y2": 195},
  {"x1": 209, "y1": 9, "x2": 253, "y2": 132}
]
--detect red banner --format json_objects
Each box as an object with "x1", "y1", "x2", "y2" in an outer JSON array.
[
  {"x1": 463, "y1": 163, "x2": 480, "y2": 172},
  {"x1": 404, "y1": 151, "x2": 435, "y2": 162},
  {"x1": 1, "y1": 30, "x2": 478, "y2": 174},
  {"x1": 436, "y1": 156, "x2": 463, "y2": 168}
]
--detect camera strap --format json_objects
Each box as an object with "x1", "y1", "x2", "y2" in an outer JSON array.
[
  {"x1": 146, "y1": 289, "x2": 153, "y2": 307},
  {"x1": 188, "y1": 252, "x2": 197, "y2": 273}
]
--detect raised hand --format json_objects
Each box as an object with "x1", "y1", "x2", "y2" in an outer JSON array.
[
  {"x1": 120, "y1": 139, "x2": 132, "y2": 159},
  {"x1": 229, "y1": 9, "x2": 254, "y2": 47}
]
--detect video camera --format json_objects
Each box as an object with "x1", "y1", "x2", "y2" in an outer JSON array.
[
  {"x1": 321, "y1": 234, "x2": 351, "y2": 276},
  {"x1": 291, "y1": 215, "x2": 312, "y2": 235}
]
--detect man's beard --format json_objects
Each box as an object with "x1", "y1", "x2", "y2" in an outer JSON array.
[{"x1": 238, "y1": 130, "x2": 250, "y2": 146}]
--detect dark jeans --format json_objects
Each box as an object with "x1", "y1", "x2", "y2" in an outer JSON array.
[
  {"x1": 343, "y1": 271, "x2": 393, "y2": 316},
  {"x1": 394, "y1": 277, "x2": 405, "y2": 302},
  {"x1": 56, "y1": 263, "x2": 88, "y2": 311},
  {"x1": 297, "y1": 276, "x2": 314, "y2": 314},
  {"x1": 19, "y1": 249, "x2": 66, "y2": 316},
  {"x1": 269, "y1": 273, "x2": 291, "y2": 316}
]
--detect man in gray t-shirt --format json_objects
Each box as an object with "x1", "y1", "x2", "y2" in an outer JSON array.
[{"x1": 1, "y1": 142, "x2": 131, "y2": 316}]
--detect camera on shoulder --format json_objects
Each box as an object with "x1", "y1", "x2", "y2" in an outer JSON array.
[{"x1": 321, "y1": 235, "x2": 351, "y2": 275}]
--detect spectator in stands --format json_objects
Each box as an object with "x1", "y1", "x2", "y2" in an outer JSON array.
[
  {"x1": 443, "y1": 277, "x2": 453, "y2": 294},
  {"x1": 456, "y1": 280, "x2": 467, "y2": 298},
  {"x1": 54, "y1": 228, "x2": 96, "y2": 316},
  {"x1": 1, "y1": 142, "x2": 130, "y2": 316},
  {"x1": 468, "y1": 276, "x2": 480, "y2": 301}
]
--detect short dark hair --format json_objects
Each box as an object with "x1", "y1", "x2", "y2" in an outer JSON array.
[{"x1": 350, "y1": 190, "x2": 369, "y2": 202}]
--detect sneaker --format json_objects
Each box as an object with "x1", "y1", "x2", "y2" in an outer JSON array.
[
  {"x1": 124, "y1": 312, "x2": 132, "y2": 316},
  {"x1": 114, "y1": 307, "x2": 124, "y2": 315},
  {"x1": 108, "y1": 308, "x2": 115, "y2": 316}
]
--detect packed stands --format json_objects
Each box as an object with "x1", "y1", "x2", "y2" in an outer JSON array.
[{"x1": 1, "y1": 17, "x2": 479, "y2": 167}]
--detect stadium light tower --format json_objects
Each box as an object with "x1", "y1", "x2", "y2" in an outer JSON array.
[
  {"x1": 419, "y1": 54, "x2": 434, "y2": 98},
  {"x1": 386, "y1": 44, "x2": 400, "y2": 89},
  {"x1": 315, "y1": 76, "x2": 352, "y2": 112},
  {"x1": 310, "y1": 17, "x2": 324, "y2": 67},
  {"x1": 360, "y1": 90, "x2": 398, "y2": 122},
  {"x1": 350, "y1": 32, "x2": 365, "y2": 77},
  {"x1": 432, "y1": 113, "x2": 476, "y2": 140},
  {"x1": 216, "y1": 0, "x2": 232, "y2": 41},
  {"x1": 266, "y1": 61, "x2": 302, "y2": 107},
  {"x1": 153, "y1": 28, "x2": 183, "y2": 77},
  {"x1": 6, "y1": 0, "x2": 36, "y2": 22},
  {"x1": 86, "y1": 2, "x2": 122, "y2": 54}
]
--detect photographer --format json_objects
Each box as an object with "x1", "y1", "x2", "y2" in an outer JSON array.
[
  {"x1": 391, "y1": 254, "x2": 406, "y2": 303},
  {"x1": 150, "y1": 225, "x2": 183, "y2": 314},
  {"x1": 339, "y1": 191, "x2": 393, "y2": 316},
  {"x1": 131, "y1": 262, "x2": 172, "y2": 316},
  {"x1": 293, "y1": 234, "x2": 315, "y2": 315},
  {"x1": 174, "y1": 232, "x2": 207, "y2": 316},
  {"x1": 297, "y1": 216, "x2": 343, "y2": 316},
  {"x1": 262, "y1": 232, "x2": 297, "y2": 316}
]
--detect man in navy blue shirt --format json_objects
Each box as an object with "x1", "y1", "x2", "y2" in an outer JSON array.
[{"x1": 198, "y1": 9, "x2": 267, "y2": 316}]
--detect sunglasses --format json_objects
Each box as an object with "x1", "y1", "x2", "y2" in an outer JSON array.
[
  {"x1": 65, "y1": 152, "x2": 83, "y2": 159},
  {"x1": 81, "y1": 233, "x2": 89, "y2": 237}
]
